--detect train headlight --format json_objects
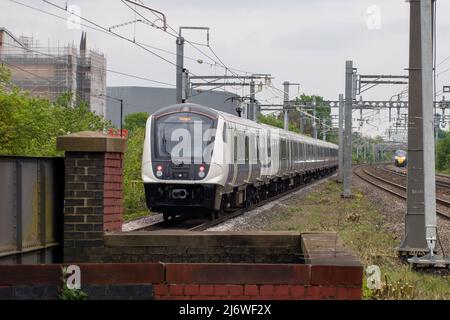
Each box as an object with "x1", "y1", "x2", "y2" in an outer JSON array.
[
  {"x1": 198, "y1": 165, "x2": 206, "y2": 178},
  {"x1": 156, "y1": 165, "x2": 163, "y2": 177}
]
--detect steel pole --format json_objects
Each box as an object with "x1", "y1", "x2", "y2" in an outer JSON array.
[
  {"x1": 299, "y1": 104, "x2": 304, "y2": 133},
  {"x1": 176, "y1": 36, "x2": 184, "y2": 103},
  {"x1": 338, "y1": 94, "x2": 344, "y2": 182},
  {"x1": 399, "y1": 0, "x2": 433, "y2": 253},
  {"x1": 120, "y1": 99, "x2": 123, "y2": 137},
  {"x1": 312, "y1": 97, "x2": 317, "y2": 139},
  {"x1": 283, "y1": 81, "x2": 289, "y2": 130},
  {"x1": 249, "y1": 80, "x2": 256, "y2": 121},
  {"x1": 342, "y1": 60, "x2": 354, "y2": 198}
]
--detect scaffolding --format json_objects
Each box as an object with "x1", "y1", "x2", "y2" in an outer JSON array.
[{"x1": 0, "y1": 29, "x2": 107, "y2": 116}]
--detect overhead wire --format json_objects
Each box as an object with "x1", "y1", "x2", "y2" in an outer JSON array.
[{"x1": 0, "y1": 42, "x2": 175, "y2": 87}]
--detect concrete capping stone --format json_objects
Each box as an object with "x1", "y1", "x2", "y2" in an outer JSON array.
[
  {"x1": 300, "y1": 232, "x2": 362, "y2": 267},
  {"x1": 104, "y1": 231, "x2": 301, "y2": 248},
  {"x1": 57, "y1": 131, "x2": 127, "y2": 153}
]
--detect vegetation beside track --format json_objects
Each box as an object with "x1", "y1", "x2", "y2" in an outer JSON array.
[
  {"x1": 437, "y1": 131, "x2": 450, "y2": 174},
  {"x1": 122, "y1": 113, "x2": 148, "y2": 218},
  {"x1": 268, "y1": 181, "x2": 450, "y2": 300}
]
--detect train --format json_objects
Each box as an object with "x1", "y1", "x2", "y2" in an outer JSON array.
[
  {"x1": 394, "y1": 150, "x2": 407, "y2": 167},
  {"x1": 142, "y1": 103, "x2": 338, "y2": 221}
]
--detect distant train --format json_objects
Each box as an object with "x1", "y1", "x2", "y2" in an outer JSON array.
[
  {"x1": 142, "y1": 103, "x2": 338, "y2": 221},
  {"x1": 394, "y1": 150, "x2": 407, "y2": 167}
]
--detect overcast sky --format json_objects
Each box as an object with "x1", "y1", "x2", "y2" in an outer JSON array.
[{"x1": 2, "y1": 0, "x2": 450, "y2": 138}]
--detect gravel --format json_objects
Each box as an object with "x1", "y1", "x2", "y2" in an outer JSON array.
[
  {"x1": 353, "y1": 171, "x2": 450, "y2": 257},
  {"x1": 122, "y1": 213, "x2": 163, "y2": 232}
]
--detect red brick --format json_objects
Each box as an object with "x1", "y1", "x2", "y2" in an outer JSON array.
[
  {"x1": 214, "y1": 285, "x2": 228, "y2": 296},
  {"x1": 306, "y1": 286, "x2": 321, "y2": 299},
  {"x1": 311, "y1": 265, "x2": 362, "y2": 286},
  {"x1": 154, "y1": 284, "x2": 169, "y2": 296},
  {"x1": 228, "y1": 296, "x2": 251, "y2": 300},
  {"x1": 105, "y1": 153, "x2": 122, "y2": 160},
  {"x1": 320, "y1": 286, "x2": 337, "y2": 298},
  {"x1": 104, "y1": 159, "x2": 121, "y2": 167},
  {"x1": 260, "y1": 285, "x2": 274, "y2": 296},
  {"x1": 244, "y1": 285, "x2": 259, "y2": 296},
  {"x1": 104, "y1": 221, "x2": 122, "y2": 232},
  {"x1": 337, "y1": 287, "x2": 349, "y2": 299},
  {"x1": 190, "y1": 295, "x2": 219, "y2": 300},
  {"x1": 165, "y1": 263, "x2": 310, "y2": 284},
  {"x1": 165, "y1": 296, "x2": 191, "y2": 300},
  {"x1": 346, "y1": 287, "x2": 362, "y2": 300},
  {"x1": 169, "y1": 284, "x2": 184, "y2": 296},
  {"x1": 228, "y1": 285, "x2": 244, "y2": 296},
  {"x1": 184, "y1": 284, "x2": 200, "y2": 296},
  {"x1": 274, "y1": 285, "x2": 290, "y2": 296},
  {"x1": 290, "y1": 285, "x2": 305, "y2": 298},
  {"x1": 199, "y1": 285, "x2": 214, "y2": 296}
]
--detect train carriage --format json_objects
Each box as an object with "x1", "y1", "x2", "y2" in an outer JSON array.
[{"x1": 142, "y1": 103, "x2": 338, "y2": 220}]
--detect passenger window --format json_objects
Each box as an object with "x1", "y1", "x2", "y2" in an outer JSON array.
[{"x1": 267, "y1": 135, "x2": 271, "y2": 158}]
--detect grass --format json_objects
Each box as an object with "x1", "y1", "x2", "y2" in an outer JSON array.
[{"x1": 269, "y1": 181, "x2": 450, "y2": 300}]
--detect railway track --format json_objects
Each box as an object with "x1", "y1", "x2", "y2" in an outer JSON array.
[
  {"x1": 380, "y1": 165, "x2": 450, "y2": 190},
  {"x1": 133, "y1": 171, "x2": 337, "y2": 232},
  {"x1": 354, "y1": 164, "x2": 450, "y2": 220}
]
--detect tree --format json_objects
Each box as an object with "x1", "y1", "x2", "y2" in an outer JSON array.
[
  {"x1": 436, "y1": 131, "x2": 450, "y2": 172},
  {"x1": 259, "y1": 94, "x2": 335, "y2": 142},
  {"x1": 0, "y1": 65, "x2": 111, "y2": 156},
  {"x1": 124, "y1": 112, "x2": 149, "y2": 132}
]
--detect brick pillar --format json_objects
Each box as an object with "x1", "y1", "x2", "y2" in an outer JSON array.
[{"x1": 56, "y1": 131, "x2": 126, "y2": 262}]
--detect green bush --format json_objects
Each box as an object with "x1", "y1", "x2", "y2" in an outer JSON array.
[
  {"x1": 123, "y1": 126, "x2": 148, "y2": 216},
  {"x1": 0, "y1": 83, "x2": 110, "y2": 156},
  {"x1": 436, "y1": 131, "x2": 450, "y2": 172}
]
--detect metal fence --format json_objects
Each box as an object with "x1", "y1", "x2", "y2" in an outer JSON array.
[{"x1": 0, "y1": 156, "x2": 64, "y2": 264}]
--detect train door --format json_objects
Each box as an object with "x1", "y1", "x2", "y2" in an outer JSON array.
[
  {"x1": 250, "y1": 132, "x2": 261, "y2": 182},
  {"x1": 280, "y1": 138, "x2": 287, "y2": 174},
  {"x1": 227, "y1": 123, "x2": 236, "y2": 187},
  {"x1": 234, "y1": 130, "x2": 249, "y2": 186}
]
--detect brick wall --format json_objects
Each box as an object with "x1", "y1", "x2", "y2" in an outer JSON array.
[
  {"x1": 0, "y1": 263, "x2": 362, "y2": 300},
  {"x1": 63, "y1": 151, "x2": 124, "y2": 262},
  {"x1": 57, "y1": 131, "x2": 126, "y2": 263},
  {"x1": 66, "y1": 231, "x2": 302, "y2": 263}
]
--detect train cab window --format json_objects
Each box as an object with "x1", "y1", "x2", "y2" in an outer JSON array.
[
  {"x1": 245, "y1": 136, "x2": 249, "y2": 164},
  {"x1": 154, "y1": 112, "x2": 216, "y2": 163}
]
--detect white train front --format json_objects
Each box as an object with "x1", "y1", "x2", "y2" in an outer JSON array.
[{"x1": 142, "y1": 103, "x2": 338, "y2": 220}]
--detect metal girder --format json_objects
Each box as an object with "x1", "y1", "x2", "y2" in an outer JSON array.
[
  {"x1": 321, "y1": 100, "x2": 450, "y2": 109},
  {"x1": 190, "y1": 75, "x2": 271, "y2": 80}
]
